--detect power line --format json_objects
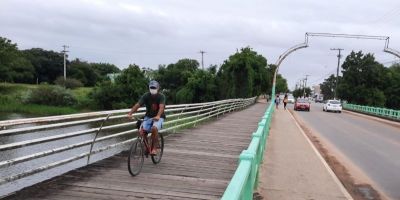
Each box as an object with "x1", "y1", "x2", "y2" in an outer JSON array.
[
  {"x1": 371, "y1": 6, "x2": 400, "y2": 24},
  {"x1": 309, "y1": 68, "x2": 337, "y2": 85},
  {"x1": 381, "y1": 59, "x2": 400, "y2": 65}
]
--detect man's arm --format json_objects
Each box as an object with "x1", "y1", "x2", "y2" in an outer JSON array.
[
  {"x1": 153, "y1": 104, "x2": 165, "y2": 121},
  {"x1": 128, "y1": 103, "x2": 141, "y2": 120},
  {"x1": 128, "y1": 94, "x2": 146, "y2": 120}
]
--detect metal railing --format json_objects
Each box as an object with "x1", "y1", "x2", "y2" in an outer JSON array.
[
  {"x1": 343, "y1": 103, "x2": 400, "y2": 121},
  {"x1": 222, "y1": 97, "x2": 275, "y2": 200},
  {"x1": 0, "y1": 97, "x2": 256, "y2": 186}
]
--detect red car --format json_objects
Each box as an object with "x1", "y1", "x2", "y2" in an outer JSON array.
[{"x1": 294, "y1": 98, "x2": 310, "y2": 111}]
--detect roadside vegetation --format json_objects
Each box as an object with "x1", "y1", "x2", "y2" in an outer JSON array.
[
  {"x1": 0, "y1": 83, "x2": 92, "y2": 115},
  {"x1": 320, "y1": 51, "x2": 400, "y2": 109},
  {"x1": 0, "y1": 36, "x2": 288, "y2": 116}
]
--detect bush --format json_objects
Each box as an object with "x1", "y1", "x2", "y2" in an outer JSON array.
[
  {"x1": 27, "y1": 85, "x2": 77, "y2": 106},
  {"x1": 54, "y1": 77, "x2": 84, "y2": 89}
]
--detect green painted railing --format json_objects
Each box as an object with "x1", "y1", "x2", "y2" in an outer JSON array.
[
  {"x1": 221, "y1": 96, "x2": 275, "y2": 200},
  {"x1": 343, "y1": 103, "x2": 400, "y2": 121}
]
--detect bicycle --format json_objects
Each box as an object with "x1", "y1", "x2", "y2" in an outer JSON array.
[{"x1": 127, "y1": 118, "x2": 164, "y2": 176}]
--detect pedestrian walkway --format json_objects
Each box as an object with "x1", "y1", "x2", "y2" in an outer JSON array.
[{"x1": 256, "y1": 108, "x2": 352, "y2": 200}]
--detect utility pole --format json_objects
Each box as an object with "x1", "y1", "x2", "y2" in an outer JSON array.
[
  {"x1": 199, "y1": 50, "x2": 206, "y2": 70},
  {"x1": 303, "y1": 75, "x2": 310, "y2": 97},
  {"x1": 330, "y1": 48, "x2": 343, "y2": 100},
  {"x1": 62, "y1": 45, "x2": 69, "y2": 82},
  {"x1": 298, "y1": 79, "x2": 303, "y2": 92}
]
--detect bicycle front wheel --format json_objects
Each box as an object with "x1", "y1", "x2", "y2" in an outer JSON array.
[
  {"x1": 151, "y1": 133, "x2": 164, "y2": 164},
  {"x1": 128, "y1": 139, "x2": 144, "y2": 176}
]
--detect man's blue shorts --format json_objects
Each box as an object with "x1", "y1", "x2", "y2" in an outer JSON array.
[{"x1": 142, "y1": 117, "x2": 164, "y2": 133}]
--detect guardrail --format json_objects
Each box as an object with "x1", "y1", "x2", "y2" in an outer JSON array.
[
  {"x1": 343, "y1": 103, "x2": 400, "y2": 121},
  {"x1": 222, "y1": 97, "x2": 275, "y2": 200},
  {"x1": 0, "y1": 97, "x2": 256, "y2": 186}
]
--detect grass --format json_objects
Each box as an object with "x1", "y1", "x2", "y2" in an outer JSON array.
[
  {"x1": 0, "y1": 101, "x2": 78, "y2": 116},
  {"x1": 71, "y1": 87, "x2": 93, "y2": 102},
  {"x1": 0, "y1": 83, "x2": 93, "y2": 116},
  {"x1": 0, "y1": 83, "x2": 38, "y2": 95}
]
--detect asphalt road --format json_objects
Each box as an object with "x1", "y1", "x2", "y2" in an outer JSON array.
[{"x1": 291, "y1": 103, "x2": 400, "y2": 200}]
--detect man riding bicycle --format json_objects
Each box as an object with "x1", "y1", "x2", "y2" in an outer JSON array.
[{"x1": 128, "y1": 80, "x2": 166, "y2": 155}]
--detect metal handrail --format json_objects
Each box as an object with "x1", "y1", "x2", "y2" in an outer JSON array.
[
  {"x1": 0, "y1": 97, "x2": 256, "y2": 186},
  {"x1": 343, "y1": 103, "x2": 400, "y2": 120},
  {"x1": 0, "y1": 102, "x2": 241, "y2": 151},
  {"x1": 0, "y1": 99, "x2": 236, "y2": 129}
]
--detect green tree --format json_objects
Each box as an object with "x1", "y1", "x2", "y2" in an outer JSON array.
[
  {"x1": 275, "y1": 74, "x2": 288, "y2": 94},
  {"x1": 216, "y1": 47, "x2": 270, "y2": 99},
  {"x1": 8, "y1": 57, "x2": 35, "y2": 83},
  {"x1": 91, "y1": 64, "x2": 148, "y2": 109},
  {"x1": 0, "y1": 37, "x2": 36, "y2": 83},
  {"x1": 292, "y1": 87, "x2": 311, "y2": 98},
  {"x1": 338, "y1": 51, "x2": 387, "y2": 107},
  {"x1": 320, "y1": 74, "x2": 337, "y2": 100},
  {"x1": 0, "y1": 37, "x2": 19, "y2": 82},
  {"x1": 384, "y1": 64, "x2": 400, "y2": 109},
  {"x1": 176, "y1": 70, "x2": 217, "y2": 103},
  {"x1": 22, "y1": 48, "x2": 64, "y2": 83},
  {"x1": 91, "y1": 62, "x2": 121, "y2": 81},
  {"x1": 68, "y1": 59, "x2": 100, "y2": 86},
  {"x1": 153, "y1": 59, "x2": 199, "y2": 103}
]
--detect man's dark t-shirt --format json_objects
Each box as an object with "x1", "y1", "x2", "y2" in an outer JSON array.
[{"x1": 138, "y1": 92, "x2": 166, "y2": 118}]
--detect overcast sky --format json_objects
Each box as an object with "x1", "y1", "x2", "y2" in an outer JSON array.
[{"x1": 1, "y1": 0, "x2": 400, "y2": 89}]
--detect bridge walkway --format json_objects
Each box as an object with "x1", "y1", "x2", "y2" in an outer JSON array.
[{"x1": 5, "y1": 102, "x2": 268, "y2": 200}]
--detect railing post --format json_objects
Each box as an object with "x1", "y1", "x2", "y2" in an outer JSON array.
[
  {"x1": 216, "y1": 103, "x2": 221, "y2": 119},
  {"x1": 240, "y1": 150, "x2": 256, "y2": 200},
  {"x1": 208, "y1": 103, "x2": 215, "y2": 117},
  {"x1": 173, "y1": 105, "x2": 188, "y2": 133},
  {"x1": 252, "y1": 130, "x2": 263, "y2": 189},
  {"x1": 87, "y1": 114, "x2": 111, "y2": 165},
  {"x1": 194, "y1": 104, "x2": 205, "y2": 127}
]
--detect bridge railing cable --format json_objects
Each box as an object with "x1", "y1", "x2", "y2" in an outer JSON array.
[{"x1": 0, "y1": 97, "x2": 256, "y2": 186}]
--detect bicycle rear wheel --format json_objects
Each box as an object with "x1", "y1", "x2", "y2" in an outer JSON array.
[
  {"x1": 151, "y1": 133, "x2": 164, "y2": 164},
  {"x1": 128, "y1": 139, "x2": 144, "y2": 176}
]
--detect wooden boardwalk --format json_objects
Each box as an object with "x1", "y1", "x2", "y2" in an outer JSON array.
[{"x1": 5, "y1": 102, "x2": 267, "y2": 200}]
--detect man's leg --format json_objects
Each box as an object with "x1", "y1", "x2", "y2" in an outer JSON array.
[
  {"x1": 150, "y1": 126, "x2": 158, "y2": 155},
  {"x1": 142, "y1": 117, "x2": 152, "y2": 155},
  {"x1": 150, "y1": 118, "x2": 164, "y2": 155}
]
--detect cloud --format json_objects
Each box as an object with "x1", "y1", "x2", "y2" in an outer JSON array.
[{"x1": 1, "y1": 0, "x2": 399, "y2": 89}]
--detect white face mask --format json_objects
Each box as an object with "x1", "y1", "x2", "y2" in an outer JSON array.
[{"x1": 150, "y1": 89, "x2": 158, "y2": 95}]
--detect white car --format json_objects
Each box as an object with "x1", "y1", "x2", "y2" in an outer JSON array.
[
  {"x1": 323, "y1": 100, "x2": 342, "y2": 113},
  {"x1": 288, "y1": 95, "x2": 295, "y2": 103}
]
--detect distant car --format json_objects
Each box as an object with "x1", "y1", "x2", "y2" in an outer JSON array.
[
  {"x1": 323, "y1": 100, "x2": 342, "y2": 113},
  {"x1": 288, "y1": 95, "x2": 295, "y2": 103},
  {"x1": 294, "y1": 98, "x2": 310, "y2": 111},
  {"x1": 315, "y1": 95, "x2": 324, "y2": 103}
]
